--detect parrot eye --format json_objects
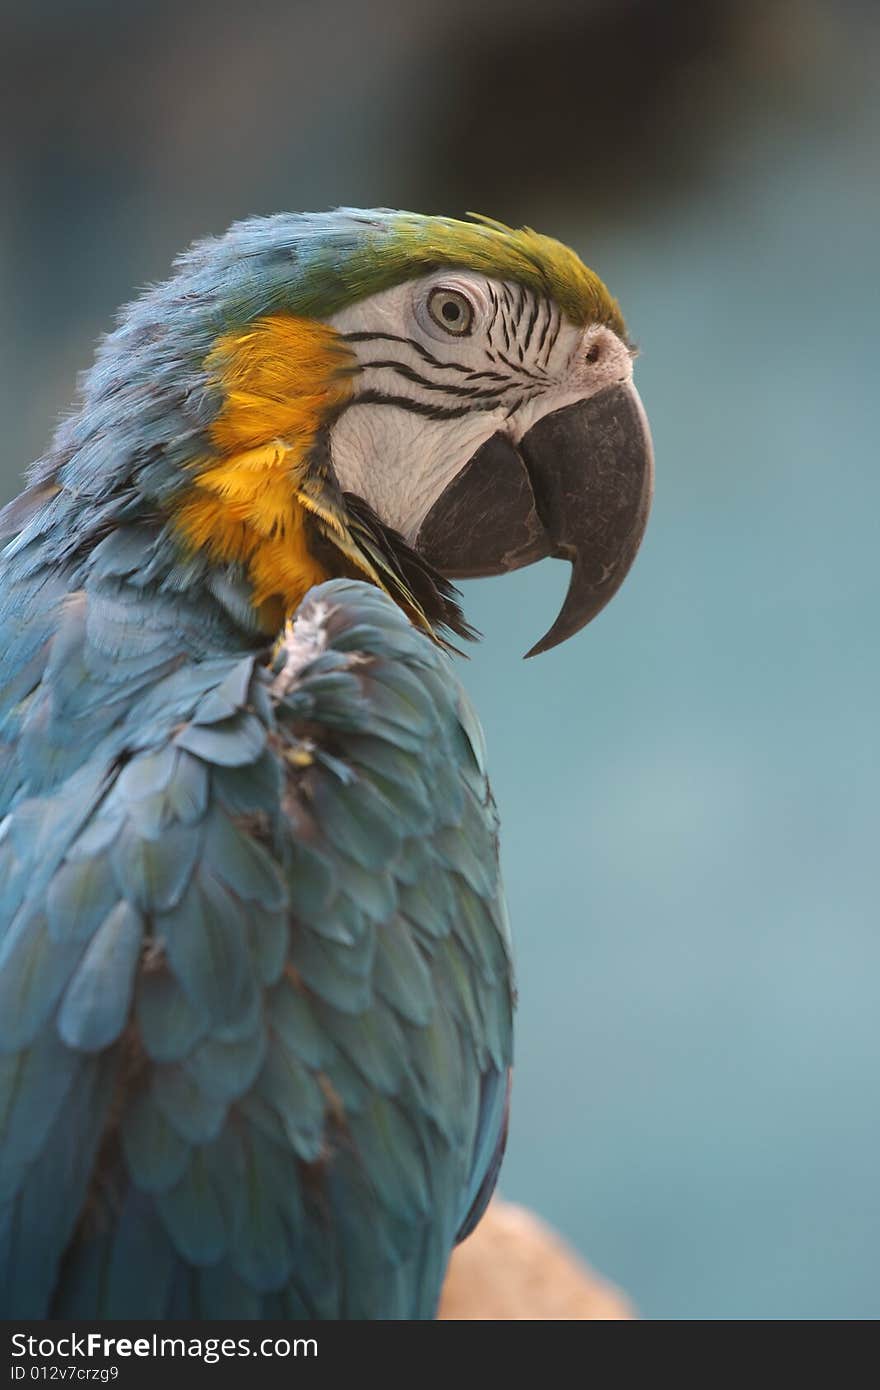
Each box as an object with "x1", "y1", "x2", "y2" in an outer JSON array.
[{"x1": 426, "y1": 287, "x2": 475, "y2": 337}]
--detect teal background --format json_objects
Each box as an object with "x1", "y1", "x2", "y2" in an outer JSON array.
[{"x1": 1, "y1": 0, "x2": 877, "y2": 1319}]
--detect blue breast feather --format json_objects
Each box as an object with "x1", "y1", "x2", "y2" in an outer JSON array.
[{"x1": 0, "y1": 576, "x2": 513, "y2": 1319}]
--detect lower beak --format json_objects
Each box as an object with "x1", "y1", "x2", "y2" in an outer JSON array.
[{"x1": 413, "y1": 382, "x2": 654, "y2": 656}]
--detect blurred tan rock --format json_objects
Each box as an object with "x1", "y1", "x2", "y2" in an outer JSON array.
[{"x1": 438, "y1": 1199, "x2": 634, "y2": 1320}]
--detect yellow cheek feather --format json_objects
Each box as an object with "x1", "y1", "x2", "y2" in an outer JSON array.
[{"x1": 173, "y1": 315, "x2": 356, "y2": 624}]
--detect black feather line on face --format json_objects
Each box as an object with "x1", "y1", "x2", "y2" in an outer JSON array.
[
  {"x1": 341, "y1": 388, "x2": 476, "y2": 422},
  {"x1": 357, "y1": 360, "x2": 509, "y2": 403}
]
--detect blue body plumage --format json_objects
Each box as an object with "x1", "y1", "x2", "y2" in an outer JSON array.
[{"x1": 0, "y1": 564, "x2": 512, "y2": 1317}]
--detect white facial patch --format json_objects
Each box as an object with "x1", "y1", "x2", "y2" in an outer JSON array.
[{"x1": 326, "y1": 273, "x2": 633, "y2": 544}]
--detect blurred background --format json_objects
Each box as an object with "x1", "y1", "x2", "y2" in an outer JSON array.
[{"x1": 1, "y1": 0, "x2": 878, "y2": 1320}]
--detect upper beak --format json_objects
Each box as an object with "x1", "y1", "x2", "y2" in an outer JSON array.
[{"x1": 413, "y1": 382, "x2": 654, "y2": 656}]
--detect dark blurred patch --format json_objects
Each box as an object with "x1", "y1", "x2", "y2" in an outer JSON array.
[
  {"x1": 414, "y1": 0, "x2": 821, "y2": 221},
  {"x1": 0, "y1": 0, "x2": 835, "y2": 224}
]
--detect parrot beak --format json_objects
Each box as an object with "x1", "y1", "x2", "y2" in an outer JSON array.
[{"x1": 413, "y1": 382, "x2": 654, "y2": 656}]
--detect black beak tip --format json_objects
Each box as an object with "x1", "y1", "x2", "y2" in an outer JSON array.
[
  {"x1": 519, "y1": 384, "x2": 654, "y2": 657},
  {"x1": 524, "y1": 631, "x2": 561, "y2": 660},
  {"x1": 521, "y1": 563, "x2": 615, "y2": 659}
]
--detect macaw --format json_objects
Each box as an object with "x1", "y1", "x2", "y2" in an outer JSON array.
[{"x1": 0, "y1": 210, "x2": 652, "y2": 1319}]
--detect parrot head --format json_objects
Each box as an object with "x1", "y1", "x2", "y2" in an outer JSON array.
[{"x1": 33, "y1": 209, "x2": 653, "y2": 655}]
